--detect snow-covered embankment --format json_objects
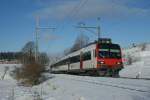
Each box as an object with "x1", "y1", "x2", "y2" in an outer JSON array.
[{"x1": 120, "y1": 43, "x2": 150, "y2": 79}]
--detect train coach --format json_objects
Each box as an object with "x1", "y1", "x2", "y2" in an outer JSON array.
[{"x1": 50, "y1": 38, "x2": 123, "y2": 77}]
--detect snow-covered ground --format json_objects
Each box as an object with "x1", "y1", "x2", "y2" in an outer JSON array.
[
  {"x1": 0, "y1": 73, "x2": 150, "y2": 100},
  {"x1": 0, "y1": 64, "x2": 21, "y2": 80},
  {"x1": 34, "y1": 74, "x2": 150, "y2": 100},
  {"x1": 0, "y1": 67, "x2": 150, "y2": 100},
  {"x1": 120, "y1": 43, "x2": 150, "y2": 78}
]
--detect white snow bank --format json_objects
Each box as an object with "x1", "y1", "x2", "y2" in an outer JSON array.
[
  {"x1": 120, "y1": 43, "x2": 150, "y2": 78},
  {"x1": 120, "y1": 61, "x2": 150, "y2": 78}
]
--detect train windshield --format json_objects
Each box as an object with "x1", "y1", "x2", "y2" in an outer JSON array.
[{"x1": 99, "y1": 44, "x2": 121, "y2": 58}]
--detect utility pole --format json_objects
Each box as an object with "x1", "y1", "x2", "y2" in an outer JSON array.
[
  {"x1": 35, "y1": 16, "x2": 56, "y2": 61},
  {"x1": 97, "y1": 17, "x2": 101, "y2": 39},
  {"x1": 35, "y1": 16, "x2": 40, "y2": 61},
  {"x1": 76, "y1": 18, "x2": 101, "y2": 40}
]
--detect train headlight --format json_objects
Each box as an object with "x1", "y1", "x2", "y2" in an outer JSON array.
[
  {"x1": 98, "y1": 61, "x2": 105, "y2": 64},
  {"x1": 117, "y1": 62, "x2": 121, "y2": 65},
  {"x1": 100, "y1": 61, "x2": 105, "y2": 64}
]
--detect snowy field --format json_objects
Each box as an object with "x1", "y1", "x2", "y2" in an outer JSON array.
[
  {"x1": 0, "y1": 70, "x2": 150, "y2": 100},
  {"x1": 34, "y1": 74, "x2": 150, "y2": 100}
]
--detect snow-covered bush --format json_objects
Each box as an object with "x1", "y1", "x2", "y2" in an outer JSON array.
[
  {"x1": 125, "y1": 54, "x2": 133, "y2": 65},
  {"x1": 123, "y1": 53, "x2": 140, "y2": 65}
]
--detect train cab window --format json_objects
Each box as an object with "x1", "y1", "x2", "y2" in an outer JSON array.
[
  {"x1": 99, "y1": 44, "x2": 121, "y2": 58},
  {"x1": 109, "y1": 45, "x2": 121, "y2": 58},
  {"x1": 99, "y1": 48, "x2": 109, "y2": 58},
  {"x1": 99, "y1": 51, "x2": 109, "y2": 58},
  {"x1": 110, "y1": 49, "x2": 121, "y2": 58}
]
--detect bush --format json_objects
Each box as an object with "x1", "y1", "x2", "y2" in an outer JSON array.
[
  {"x1": 12, "y1": 41, "x2": 49, "y2": 86},
  {"x1": 125, "y1": 54, "x2": 133, "y2": 65},
  {"x1": 13, "y1": 54, "x2": 45, "y2": 86}
]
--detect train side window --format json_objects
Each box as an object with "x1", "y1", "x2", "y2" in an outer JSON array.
[
  {"x1": 70, "y1": 55, "x2": 80, "y2": 63},
  {"x1": 83, "y1": 51, "x2": 91, "y2": 61},
  {"x1": 55, "y1": 58, "x2": 69, "y2": 66}
]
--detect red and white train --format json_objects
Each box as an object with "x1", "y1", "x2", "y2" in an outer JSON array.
[{"x1": 50, "y1": 38, "x2": 123, "y2": 76}]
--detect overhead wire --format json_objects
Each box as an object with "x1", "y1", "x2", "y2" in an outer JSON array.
[
  {"x1": 72, "y1": 0, "x2": 89, "y2": 19},
  {"x1": 59, "y1": 0, "x2": 89, "y2": 33}
]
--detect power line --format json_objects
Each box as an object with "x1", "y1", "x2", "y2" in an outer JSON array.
[
  {"x1": 69, "y1": 0, "x2": 89, "y2": 19},
  {"x1": 59, "y1": 0, "x2": 89, "y2": 33}
]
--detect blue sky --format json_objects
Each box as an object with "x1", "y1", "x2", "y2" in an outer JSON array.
[{"x1": 0, "y1": 0, "x2": 150, "y2": 54}]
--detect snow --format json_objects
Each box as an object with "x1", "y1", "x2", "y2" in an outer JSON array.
[
  {"x1": 35, "y1": 74, "x2": 150, "y2": 100},
  {"x1": 0, "y1": 69, "x2": 150, "y2": 100},
  {"x1": 0, "y1": 64, "x2": 21, "y2": 80},
  {"x1": 120, "y1": 43, "x2": 150, "y2": 78}
]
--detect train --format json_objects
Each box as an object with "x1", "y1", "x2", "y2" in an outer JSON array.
[{"x1": 50, "y1": 38, "x2": 123, "y2": 77}]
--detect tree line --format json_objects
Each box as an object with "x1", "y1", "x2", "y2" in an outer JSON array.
[{"x1": 0, "y1": 52, "x2": 21, "y2": 61}]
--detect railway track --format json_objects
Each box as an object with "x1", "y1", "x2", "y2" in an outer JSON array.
[
  {"x1": 119, "y1": 76, "x2": 150, "y2": 80},
  {"x1": 60, "y1": 75, "x2": 150, "y2": 94}
]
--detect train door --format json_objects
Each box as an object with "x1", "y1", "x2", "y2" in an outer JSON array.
[
  {"x1": 80, "y1": 52, "x2": 83, "y2": 70},
  {"x1": 67, "y1": 57, "x2": 70, "y2": 71},
  {"x1": 91, "y1": 49, "x2": 96, "y2": 68},
  {"x1": 89, "y1": 51, "x2": 92, "y2": 68}
]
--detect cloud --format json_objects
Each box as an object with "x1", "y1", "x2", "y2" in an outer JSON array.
[{"x1": 33, "y1": 0, "x2": 150, "y2": 20}]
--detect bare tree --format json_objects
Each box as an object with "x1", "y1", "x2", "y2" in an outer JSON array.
[
  {"x1": 68, "y1": 34, "x2": 89, "y2": 53},
  {"x1": 21, "y1": 41, "x2": 35, "y2": 55},
  {"x1": 19, "y1": 41, "x2": 36, "y2": 64},
  {"x1": 38, "y1": 52, "x2": 49, "y2": 65}
]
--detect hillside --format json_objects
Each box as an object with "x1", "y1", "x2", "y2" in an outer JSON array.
[{"x1": 120, "y1": 43, "x2": 150, "y2": 79}]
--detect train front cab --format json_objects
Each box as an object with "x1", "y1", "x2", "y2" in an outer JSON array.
[{"x1": 95, "y1": 39, "x2": 123, "y2": 76}]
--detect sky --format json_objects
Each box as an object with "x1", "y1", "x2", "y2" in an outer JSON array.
[{"x1": 0, "y1": 0, "x2": 150, "y2": 54}]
